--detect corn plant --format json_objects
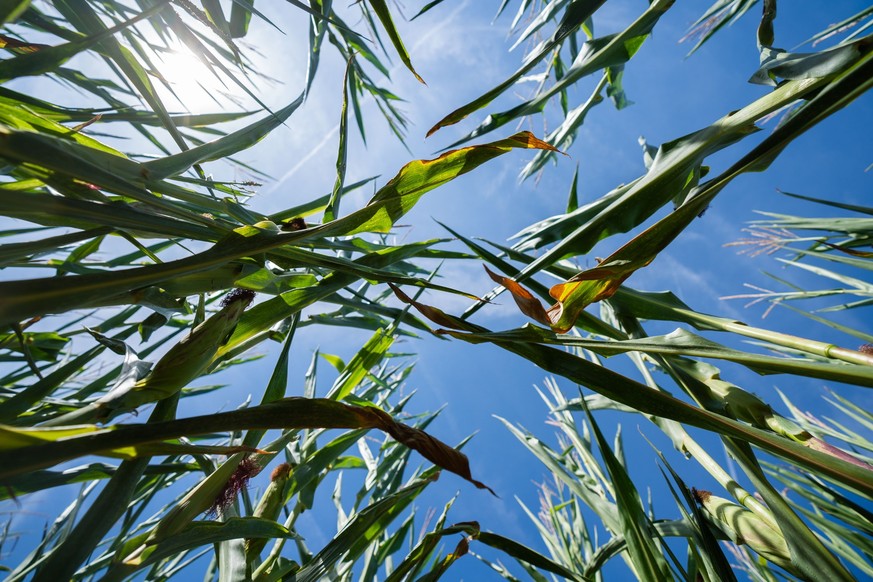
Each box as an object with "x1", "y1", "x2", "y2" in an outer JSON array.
[
  {"x1": 1, "y1": 0, "x2": 871, "y2": 581},
  {"x1": 388, "y1": 1, "x2": 872, "y2": 580},
  {"x1": 0, "y1": 1, "x2": 535, "y2": 578}
]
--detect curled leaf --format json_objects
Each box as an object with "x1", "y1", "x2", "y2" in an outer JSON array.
[
  {"x1": 483, "y1": 266, "x2": 551, "y2": 327},
  {"x1": 367, "y1": 404, "x2": 496, "y2": 496}
]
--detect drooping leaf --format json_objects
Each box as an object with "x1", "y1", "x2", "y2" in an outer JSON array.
[
  {"x1": 0, "y1": 397, "x2": 493, "y2": 493},
  {"x1": 751, "y1": 34, "x2": 872, "y2": 86},
  {"x1": 490, "y1": 47, "x2": 873, "y2": 332},
  {"x1": 0, "y1": 132, "x2": 553, "y2": 325},
  {"x1": 390, "y1": 288, "x2": 873, "y2": 497}
]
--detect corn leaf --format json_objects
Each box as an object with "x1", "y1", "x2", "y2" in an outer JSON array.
[{"x1": 0, "y1": 397, "x2": 493, "y2": 493}]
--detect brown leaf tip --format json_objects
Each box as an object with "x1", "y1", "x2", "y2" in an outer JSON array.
[
  {"x1": 221, "y1": 288, "x2": 256, "y2": 308},
  {"x1": 208, "y1": 456, "x2": 262, "y2": 515},
  {"x1": 475, "y1": 479, "x2": 498, "y2": 497}
]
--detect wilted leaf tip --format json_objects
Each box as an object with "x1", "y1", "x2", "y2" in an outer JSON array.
[
  {"x1": 509, "y1": 131, "x2": 565, "y2": 154},
  {"x1": 483, "y1": 265, "x2": 552, "y2": 327},
  {"x1": 365, "y1": 393, "x2": 497, "y2": 495}
]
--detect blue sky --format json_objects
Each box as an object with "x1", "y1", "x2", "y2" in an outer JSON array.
[{"x1": 3, "y1": 1, "x2": 872, "y2": 579}]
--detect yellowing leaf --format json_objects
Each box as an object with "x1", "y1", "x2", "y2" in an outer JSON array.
[{"x1": 492, "y1": 189, "x2": 712, "y2": 333}]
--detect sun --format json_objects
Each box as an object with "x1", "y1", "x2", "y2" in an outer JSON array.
[{"x1": 153, "y1": 45, "x2": 240, "y2": 114}]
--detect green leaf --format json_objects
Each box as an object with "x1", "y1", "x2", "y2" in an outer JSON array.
[
  {"x1": 727, "y1": 441, "x2": 854, "y2": 581},
  {"x1": 327, "y1": 327, "x2": 394, "y2": 400},
  {"x1": 681, "y1": 1, "x2": 760, "y2": 56},
  {"x1": 519, "y1": 74, "x2": 606, "y2": 179},
  {"x1": 0, "y1": 3, "x2": 168, "y2": 80},
  {"x1": 201, "y1": 0, "x2": 230, "y2": 34},
  {"x1": 432, "y1": 0, "x2": 671, "y2": 143},
  {"x1": 0, "y1": 331, "x2": 69, "y2": 362},
  {"x1": 427, "y1": 0, "x2": 607, "y2": 136},
  {"x1": 477, "y1": 530, "x2": 590, "y2": 581},
  {"x1": 109, "y1": 518, "x2": 293, "y2": 578},
  {"x1": 28, "y1": 397, "x2": 180, "y2": 582},
  {"x1": 391, "y1": 289, "x2": 873, "y2": 496},
  {"x1": 581, "y1": 403, "x2": 674, "y2": 581},
  {"x1": 0, "y1": 132, "x2": 553, "y2": 326},
  {"x1": 294, "y1": 474, "x2": 436, "y2": 581},
  {"x1": 229, "y1": 0, "x2": 255, "y2": 37},
  {"x1": 0, "y1": 461, "x2": 196, "y2": 500},
  {"x1": 366, "y1": 0, "x2": 425, "y2": 83},
  {"x1": 651, "y1": 462, "x2": 737, "y2": 582},
  {"x1": 0, "y1": 339, "x2": 113, "y2": 423},
  {"x1": 411, "y1": 0, "x2": 448, "y2": 21},
  {"x1": 566, "y1": 165, "x2": 580, "y2": 212},
  {"x1": 242, "y1": 318, "x2": 297, "y2": 449},
  {"x1": 800, "y1": 5, "x2": 873, "y2": 47},
  {"x1": 142, "y1": 94, "x2": 305, "y2": 180},
  {"x1": 319, "y1": 131, "x2": 559, "y2": 237},
  {"x1": 323, "y1": 55, "x2": 353, "y2": 222},
  {"x1": 45, "y1": 290, "x2": 254, "y2": 426},
  {"x1": 501, "y1": 325, "x2": 873, "y2": 388},
  {"x1": 494, "y1": 48, "x2": 873, "y2": 333},
  {"x1": 751, "y1": 34, "x2": 871, "y2": 86},
  {"x1": 50, "y1": 1, "x2": 195, "y2": 156},
  {"x1": 0, "y1": 0, "x2": 30, "y2": 26}
]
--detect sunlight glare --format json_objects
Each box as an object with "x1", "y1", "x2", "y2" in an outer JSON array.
[{"x1": 155, "y1": 46, "x2": 237, "y2": 113}]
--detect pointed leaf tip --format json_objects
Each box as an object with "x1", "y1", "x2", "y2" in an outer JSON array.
[
  {"x1": 367, "y1": 0, "x2": 426, "y2": 85},
  {"x1": 483, "y1": 266, "x2": 551, "y2": 327},
  {"x1": 507, "y1": 131, "x2": 564, "y2": 154}
]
